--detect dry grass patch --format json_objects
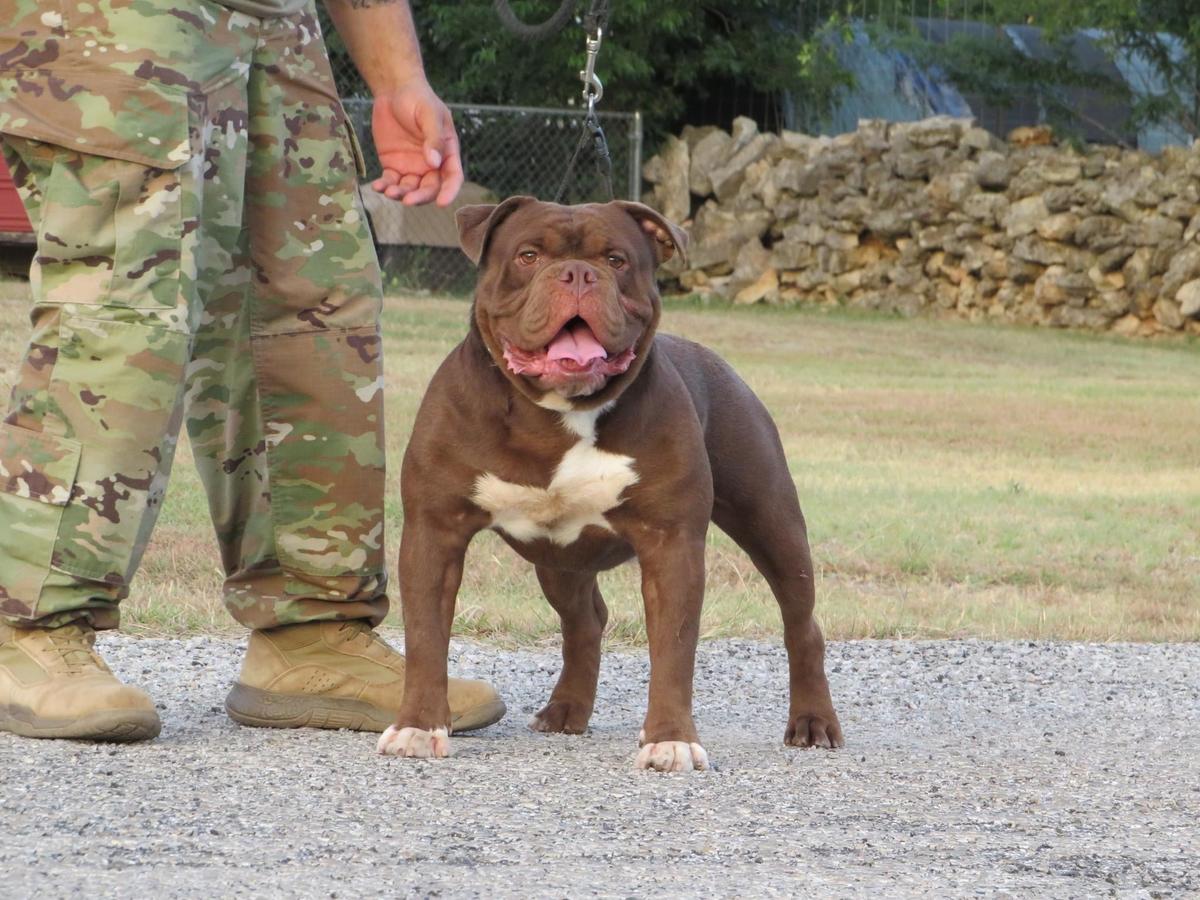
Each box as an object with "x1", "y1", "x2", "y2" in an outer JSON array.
[{"x1": 0, "y1": 282, "x2": 1196, "y2": 641}]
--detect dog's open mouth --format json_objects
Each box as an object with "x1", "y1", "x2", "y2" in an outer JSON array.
[{"x1": 502, "y1": 318, "x2": 636, "y2": 392}]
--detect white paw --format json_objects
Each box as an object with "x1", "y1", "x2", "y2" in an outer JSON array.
[
  {"x1": 635, "y1": 740, "x2": 710, "y2": 772},
  {"x1": 376, "y1": 725, "x2": 451, "y2": 758}
]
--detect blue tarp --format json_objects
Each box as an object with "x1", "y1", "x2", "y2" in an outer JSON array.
[
  {"x1": 808, "y1": 20, "x2": 1191, "y2": 152},
  {"x1": 819, "y1": 24, "x2": 973, "y2": 134}
]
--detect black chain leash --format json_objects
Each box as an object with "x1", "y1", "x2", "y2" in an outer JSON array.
[{"x1": 554, "y1": 0, "x2": 614, "y2": 203}]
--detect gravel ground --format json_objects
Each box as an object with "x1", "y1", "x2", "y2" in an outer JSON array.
[{"x1": 2, "y1": 633, "x2": 1198, "y2": 899}]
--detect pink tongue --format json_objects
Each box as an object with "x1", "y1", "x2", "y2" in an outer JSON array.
[{"x1": 546, "y1": 322, "x2": 607, "y2": 364}]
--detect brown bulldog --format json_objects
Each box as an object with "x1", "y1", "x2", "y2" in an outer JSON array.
[{"x1": 378, "y1": 197, "x2": 842, "y2": 770}]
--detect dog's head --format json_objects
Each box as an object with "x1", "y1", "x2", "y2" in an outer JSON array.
[{"x1": 457, "y1": 197, "x2": 687, "y2": 409}]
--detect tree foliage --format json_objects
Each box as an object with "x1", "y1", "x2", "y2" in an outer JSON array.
[
  {"x1": 323, "y1": 1, "x2": 851, "y2": 145},
  {"x1": 320, "y1": 1, "x2": 1198, "y2": 149},
  {"x1": 417, "y1": 2, "x2": 810, "y2": 121}
]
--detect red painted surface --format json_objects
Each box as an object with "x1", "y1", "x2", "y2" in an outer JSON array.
[{"x1": 0, "y1": 155, "x2": 33, "y2": 233}]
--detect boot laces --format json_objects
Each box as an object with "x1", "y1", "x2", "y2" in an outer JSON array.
[
  {"x1": 337, "y1": 620, "x2": 390, "y2": 653},
  {"x1": 337, "y1": 620, "x2": 374, "y2": 646},
  {"x1": 46, "y1": 624, "x2": 102, "y2": 671}
]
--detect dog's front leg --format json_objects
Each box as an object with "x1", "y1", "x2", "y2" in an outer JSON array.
[
  {"x1": 629, "y1": 525, "x2": 710, "y2": 772},
  {"x1": 377, "y1": 512, "x2": 472, "y2": 759}
]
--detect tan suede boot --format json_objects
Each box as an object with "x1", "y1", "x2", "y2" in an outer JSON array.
[
  {"x1": 0, "y1": 623, "x2": 160, "y2": 741},
  {"x1": 225, "y1": 621, "x2": 506, "y2": 733}
]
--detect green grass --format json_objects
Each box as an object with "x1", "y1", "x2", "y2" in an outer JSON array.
[{"x1": 1, "y1": 282, "x2": 1197, "y2": 642}]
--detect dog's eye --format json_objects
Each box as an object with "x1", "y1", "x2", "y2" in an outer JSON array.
[
  {"x1": 607, "y1": 254, "x2": 626, "y2": 270},
  {"x1": 517, "y1": 250, "x2": 539, "y2": 266}
]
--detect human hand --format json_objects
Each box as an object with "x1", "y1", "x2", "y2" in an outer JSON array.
[{"x1": 370, "y1": 81, "x2": 464, "y2": 207}]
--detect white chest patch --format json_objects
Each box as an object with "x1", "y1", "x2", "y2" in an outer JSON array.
[{"x1": 471, "y1": 405, "x2": 638, "y2": 546}]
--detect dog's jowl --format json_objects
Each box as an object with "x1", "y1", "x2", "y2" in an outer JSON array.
[{"x1": 377, "y1": 197, "x2": 843, "y2": 770}]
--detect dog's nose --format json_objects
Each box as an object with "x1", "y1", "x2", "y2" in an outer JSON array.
[{"x1": 557, "y1": 262, "x2": 598, "y2": 288}]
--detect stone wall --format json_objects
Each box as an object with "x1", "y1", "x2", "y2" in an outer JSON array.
[{"x1": 642, "y1": 116, "x2": 1200, "y2": 336}]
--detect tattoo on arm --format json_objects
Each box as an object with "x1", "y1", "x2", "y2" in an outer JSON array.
[{"x1": 347, "y1": 0, "x2": 401, "y2": 7}]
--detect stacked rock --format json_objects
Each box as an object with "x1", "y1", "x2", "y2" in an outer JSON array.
[{"x1": 642, "y1": 115, "x2": 1200, "y2": 335}]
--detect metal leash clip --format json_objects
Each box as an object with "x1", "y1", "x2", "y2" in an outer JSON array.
[
  {"x1": 580, "y1": 27, "x2": 604, "y2": 110},
  {"x1": 554, "y1": 2, "x2": 615, "y2": 203}
]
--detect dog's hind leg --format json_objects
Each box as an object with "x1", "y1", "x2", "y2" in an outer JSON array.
[
  {"x1": 529, "y1": 566, "x2": 607, "y2": 734},
  {"x1": 710, "y1": 437, "x2": 843, "y2": 750}
]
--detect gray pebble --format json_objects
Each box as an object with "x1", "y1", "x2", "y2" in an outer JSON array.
[{"x1": 1, "y1": 634, "x2": 1197, "y2": 898}]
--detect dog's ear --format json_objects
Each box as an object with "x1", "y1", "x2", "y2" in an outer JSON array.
[
  {"x1": 456, "y1": 196, "x2": 537, "y2": 266},
  {"x1": 613, "y1": 200, "x2": 689, "y2": 267}
]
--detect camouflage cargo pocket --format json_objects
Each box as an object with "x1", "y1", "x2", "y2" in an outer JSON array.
[
  {"x1": 0, "y1": 422, "x2": 82, "y2": 617},
  {"x1": 0, "y1": 70, "x2": 191, "y2": 171},
  {"x1": 46, "y1": 315, "x2": 190, "y2": 583},
  {"x1": 31, "y1": 146, "x2": 187, "y2": 312},
  {"x1": 1, "y1": 61, "x2": 192, "y2": 313}
]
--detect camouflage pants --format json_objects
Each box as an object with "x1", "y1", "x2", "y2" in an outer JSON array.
[{"x1": 0, "y1": 1, "x2": 389, "y2": 630}]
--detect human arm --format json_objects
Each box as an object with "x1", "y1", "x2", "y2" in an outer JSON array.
[{"x1": 322, "y1": 0, "x2": 464, "y2": 206}]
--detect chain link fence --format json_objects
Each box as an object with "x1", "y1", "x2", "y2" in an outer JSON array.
[
  {"x1": 344, "y1": 99, "x2": 641, "y2": 294},
  {"x1": 797, "y1": 0, "x2": 1008, "y2": 32},
  {"x1": 318, "y1": 9, "x2": 642, "y2": 294}
]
